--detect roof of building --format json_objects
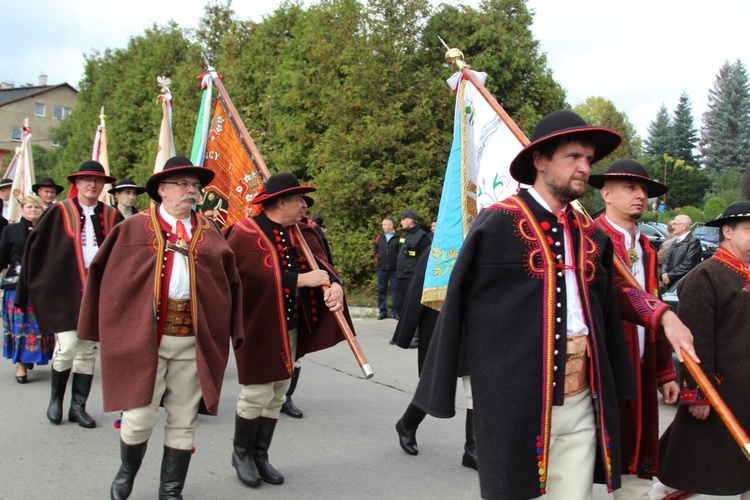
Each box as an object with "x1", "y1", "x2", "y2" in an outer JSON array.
[{"x1": 0, "y1": 83, "x2": 78, "y2": 107}]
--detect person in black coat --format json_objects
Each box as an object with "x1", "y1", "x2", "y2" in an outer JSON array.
[
  {"x1": 661, "y1": 214, "x2": 701, "y2": 290},
  {"x1": 0, "y1": 195, "x2": 50, "y2": 383}
]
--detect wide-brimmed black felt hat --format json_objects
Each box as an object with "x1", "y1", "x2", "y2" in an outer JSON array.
[
  {"x1": 108, "y1": 178, "x2": 146, "y2": 195},
  {"x1": 0, "y1": 178, "x2": 12, "y2": 189},
  {"x1": 250, "y1": 172, "x2": 316, "y2": 205},
  {"x1": 704, "y1": 201, "x2": 750, "y2": 228},
  {"x1": 588, "y1": 159, "x2": 668, "y2": 197},
  {"x1": 510, "y1": 110, "x2": 622, "y2": 185},
  {"x1": 302, "y1": 195, "x2": 315, "y2": 208},
  {"x1": 67, "y1": 160, "x2": 117, "y2": 184},
  {"x1": 32, "y1": 177, "x2": 64, "y2": 194},
  {"x1": 146, "y1": 156, "x2": 215, "y2": 202}
]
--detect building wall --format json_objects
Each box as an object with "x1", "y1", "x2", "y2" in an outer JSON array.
[{"x1": 0, "y1": 85, "x2": 78, "y2": 165}]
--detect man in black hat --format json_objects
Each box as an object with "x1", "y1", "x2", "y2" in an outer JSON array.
[
  {"x1": 108, "y1": 178, "x2": 146, "y2": 218},
  {"x1": 395, "y1": 210, "x2": 430, "y2": 323},
  {"x1": 32, "y1": 177, "x2": 64, "y2": 210},
  {"x1": 0, "y1": 177, "x2": 12, "y2": 220},
  {"x1": 411, "y1": 110, "x2": 636, "y2": 499},
  {"x1": 77, "y1": 156, "x2": 243, "y2": 499},
  {"x1": 658, "y1": 201, "x2": 750, "y2": 498},
  {"x1": 16, "y1": 160, "x2": 123, "y2": 430},
  {"x1": 225, "y1": 171, "x2": 351, "y2": 489},
  {"x1": 589, "y1": 159, "x2": 697, "y2": 498}
]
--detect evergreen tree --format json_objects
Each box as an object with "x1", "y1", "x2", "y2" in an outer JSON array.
[
  {"x1": 672, "y1": 91, "x2": 698, "y2": 164},
  {"x1": 700, "y1": 60, "x2": 750, "y2": 175},
  {"x1": 644, "y1": 104, "x2": 675, "y2": 157}
]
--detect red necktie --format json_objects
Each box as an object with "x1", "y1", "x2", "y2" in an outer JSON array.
[{"x1": 176, "y1": 220, "x2": 190, "y2": 245}]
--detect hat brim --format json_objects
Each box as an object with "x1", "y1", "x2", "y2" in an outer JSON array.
[
  {"x1": 704, "y1": 214, "x2": 750, "y2": 227},
  {"x1": 588, "y1": 173, "x2": 668, "y2": 198},
  {"x1": 32, "y1": 184, "x2": 65, "y2": 194},
  {"x1": 510, "y1": 127, "x2": 622, "y2": 185},
  {"x1": 108, "y1": 185, "x2": 147, "y2": 195},
  {"x1": 250, "y1": 185, "x2": 317, "y2": 205},
  {"x1": 67, "y1": 172, "x2": 117, "y2": 184},
  {"x1": 146, "y1": 166, "x2": 216, "y2": 202}
]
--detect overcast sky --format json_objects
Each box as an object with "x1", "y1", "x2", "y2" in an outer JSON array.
[{"x1": 2, "y1": 0, "x2": 748, "y2": 139}]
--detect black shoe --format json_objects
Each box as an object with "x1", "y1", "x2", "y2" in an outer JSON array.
[
  {"x1": 396, "y1": 418, "x2": 418, "y2": 455},
  {"x1": 47, "y1": 368, "x2": 71, "y2": 425},
  {"x1": 68, "y1": 373, "x2": 97, "y2": 428},
  {"x1": 392, "y1": 313, "x2": 400, "y2": 320},
  {"x1": 111, "y1": 439, "x2": 148, "y2": 499},
  {"x1": 408, "y1": 337, "x2": 419, "y2": 349},
  {"x1": 16, "y1": 375, "x2": 27, "y2": 384},
  {"x1": 462, "y1": 409, "x2": 477, "y2": 470},
  {"x1": 280, "y1": 397, "x2": 303, "y2": 418},
  {"x1": 377, "y1": 313, "x2": 387, "y2": 320},
  {"x1": 232, "y1": 415, "x2": 262, "y2": 488},
  {"x1": 253, "y1": 418, "x2": 284, "y2": 485}
]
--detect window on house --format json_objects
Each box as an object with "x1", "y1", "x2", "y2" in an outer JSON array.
[
  {"x1": 35, "y1": 102, "x2": 46, "y2": 116},
  {"x1": 11, "y1": 128, "x2": 22, "y2": 141},
  {"x1": 54, "y1": 106, "x2": 72, "y2": 120}
]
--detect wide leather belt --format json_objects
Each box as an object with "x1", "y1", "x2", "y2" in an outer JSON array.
[
  {"x1": 564, "y1": 334, "x2": 589, "y2": 397},
  {"x1": 164, "y1": 299, "x2": 193, "y2": 337}
]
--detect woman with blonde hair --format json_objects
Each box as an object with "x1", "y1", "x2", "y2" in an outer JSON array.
[{"x1": 0, "y1": 194, "x2": 51, "y2": 383}]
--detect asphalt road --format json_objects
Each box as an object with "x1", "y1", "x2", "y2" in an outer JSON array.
[{"x1": 0, "y1": 313, "x2": 736, "y2": 499}]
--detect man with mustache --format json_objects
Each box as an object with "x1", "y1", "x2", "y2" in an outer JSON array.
[
  {"x1": 589, "y1": 160, "x2": 696, "y2": 498},
  {"x1": 77, "y1": 156, "x2": 243, "y2": 499},
  {"x1": 412, "y1": 111, "x2": 636, "y2": 499},
  {"x1": 17, "y1": 160, "x2": 123, "y2": 430},
  {"x1": 225, "y1": 172, "x2": 351, "y2": 489}
]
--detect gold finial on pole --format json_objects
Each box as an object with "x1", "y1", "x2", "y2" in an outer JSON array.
[
  {"x1": 99, "y1": 106, "x2": 106, "y2": 124},
  {"x1": 438, "y1": 36, "x2": 468, "y2": 70}
]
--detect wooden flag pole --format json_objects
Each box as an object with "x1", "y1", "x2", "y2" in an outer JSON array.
[{"x1": 208, "y1": 68, "x2": 373, "y2": 379}]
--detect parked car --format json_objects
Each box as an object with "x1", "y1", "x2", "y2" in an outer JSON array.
[
  {"x1": 692, "y1": 224, "x2": 719, "y2": 245},
  {"x1": 637, "y1": 222, "x2": 668, "y2": 251}
]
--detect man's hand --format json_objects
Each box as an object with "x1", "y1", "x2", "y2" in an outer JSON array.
[
  {"x1": 324, "y1": 282, "x2": 344, "y2": 312},
  {"x1": 688, "y1": 404, "x2": 710, "y2": 420},
  {"x1": 296, "y1": 270, "x2": 330, "y2": 289},
  {"x1": 660, "y1": 381, "x2": 680, "y2": 404},
  {"x1": 660, "y1": 310, "x2": 699, "y2": 363},
  {"x1": 661, "y1": 273, "x2": 671, "y2": 285}
]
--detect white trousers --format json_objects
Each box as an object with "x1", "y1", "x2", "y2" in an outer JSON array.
[
  {"x1": 237, "y1": 328, "x2": 298, "y2": 419},
  {"x1": 615, "y1": 474, "x2": 654, "y2": 499},
  {"x1": 532, "y1": 389, "x2": 596, "y2": 500},
  {"x1": 461, "y1": 375, "x2": 473, "y2": 410},
  {"x1": 53, "y1": 330, "x2": 98, "y2": 374},
  {"x1": 120, "y1": 335, "x2": 201, "y2": 450},
  {"x1": 649, "y1": 480, "x2": 750, "y2": 500}
]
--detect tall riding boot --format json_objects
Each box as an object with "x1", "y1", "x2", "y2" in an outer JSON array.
[
  {"x1": 47, "y1": 368, "x2": 71, "y2": 424},
  {"x1": 280, "y1": 367, "x2": 303, "y2": 418},
  {"x1": 461, "y1": 409, "x2": 477, "y2": 470},
  {"x1": 158, "y1": 446, "x2": 192, "y2": 500},
  {"x1": 231, "y1": 415, "x2": 262, "y2": 487},
  {"x1": 68, "y1": 372, "x2": 97, "y2": 428},
  {"x1": 111, "y1": 439, "x2": 148, "y2": 500},
  {"x1": 253, "y1": 417, "x2": 284, "y2": 484}
]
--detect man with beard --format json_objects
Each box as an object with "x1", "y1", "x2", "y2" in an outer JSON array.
[
  {"x1": 77, "y1": 156, "x2": 243, "y2": 499},
  {"x1": 225, "y1": 172, "x2": 351, "y2": 489},
  {"x1": 412, "y1": 111, "x2": 636, "y2": 499},
  {"x1": 588, "y1": 159, "x2": 697, "y2": 498},
  {"x1": 17, "y1": 161, "x2": 123, "y2": 429}
]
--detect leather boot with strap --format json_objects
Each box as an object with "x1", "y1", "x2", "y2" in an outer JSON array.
[
  {"x1": 47, "y1": 368, "x2": 71, "y2": 425},
  {"x1": 69, "y1": 372, "x2": 97, "y2": 428},
  {"x1": 253, "y1": 417, "x2": 284, "y2": 484},
  {"x1": 280, "y1": 366, "x2": 303, "y2": 418},
  {"x1": 231, "y1": 415, "x2": 262, "y2": 487},
  {"x1": 111, "y1": 439, "x2": 148, "y2": 500},
  {"x1": 159, "y1": 446, "x2": 192, "y2": 499}
]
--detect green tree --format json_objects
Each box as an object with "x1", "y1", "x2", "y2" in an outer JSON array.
[
  {"x1": 703, "y1": 197, "x2": 727, "y2": 220},
  {"x1": 644, "y1": 105, "x2": 675, "y2": 157},
  {"x1": 700, "y1": 60, "x2": 750, "y2": 175},
  {"x1": 30, "y1": 145, "x2": 60, "y2": 179},
  {"x1": 672, "y1": 92, "x2": 698, "y2": 164},
  {"x1": 680, "y1": 205, "x2": 703, "y2": 225},
  {"x1": 711, "y1": 170, "x2": 746, "y2": 204},
  {"x1": 644, "y1": 155, "x2": 712, "y2": 209}
]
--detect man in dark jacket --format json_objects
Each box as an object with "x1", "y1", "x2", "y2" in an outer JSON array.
[
  {"x1": 374, "y1": 217, "x2": 400, "y2": 320},
  {"x1": 395, "y1": 210, "x2": 430, "y2": 321},
  {"x1": 661, "y1": 214, "x2": 701, "y2": 289}
]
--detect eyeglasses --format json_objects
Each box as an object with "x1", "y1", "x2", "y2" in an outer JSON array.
[
  {"x1": 162, "y1": 181, "x2": 203, "y2": 191},
  {"x1": 77, "y1": 177, "x2": 104, "y2": 184}
]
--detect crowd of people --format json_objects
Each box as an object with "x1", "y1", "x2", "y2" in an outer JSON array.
[{"x1": 1, "y1": 109, "x2": 749, "y2": 500}]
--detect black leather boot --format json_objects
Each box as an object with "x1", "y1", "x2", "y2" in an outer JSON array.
[
  {"x1": 68, "y1": 372, "x2": 97, "y2": 428},
  {"x1": 158, "y1": 446, "x2": 192, "y2": 499},
  {"x1": 47, "y1": 368, "x2": 71, "y2": 424},
  {"x1": 462, "y1": 409, "x2": 477, "y2": 470},
  {"x1": 111, "y1": 439, "x2": 148, "y2": 500},
  {"x1": 280, "y1": 367, "x2": 303, "y2": 418},
  {"x1": 396, "y1": 418, "x2": 419, "y2": 455},
  {"x1": 253, "y1": 417, "x2": 284, "y2": 484},
  {"x1": 231, "y1": 415, "x2": 262, "y2": 487}
]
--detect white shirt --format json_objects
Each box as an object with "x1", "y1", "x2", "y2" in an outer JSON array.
[
  {"x1": 80, "y1": 204, "x2": 99, "y2": 269},
  {"x1": 528, "y1": 188, "x2": 588, "y2": 337},
  {"x1": 159, "y1": 204, "x2": 192, "y2": 300},
  {"x1": 606, "y1": 216, "x2": 646, "y2": 359}
]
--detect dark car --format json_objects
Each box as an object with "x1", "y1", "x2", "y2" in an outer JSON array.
[
  {"x1": 692, "y1": 224, "x2": 719, "y2": 260},
  {"x1": 637, "y1": 222, "x2": 668, "y2": 251}
]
